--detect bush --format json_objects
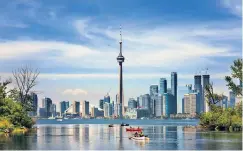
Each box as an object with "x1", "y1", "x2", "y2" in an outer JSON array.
[
  {"x1": 0, "y1": 118, "x2": 11, "y2": 129},
  {"x1": 0, "y1": 98, "x2": 34, "y2": 128}
]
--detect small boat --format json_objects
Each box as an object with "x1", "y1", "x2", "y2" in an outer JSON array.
[
  {"x1": 131, "y1": 136, "x2": 149, "y2": 141},
  {"x1": 56, "y1": 119, "x2": 63, "y2": 122},
  {"x1": 121, "y1": 123, "x2": 129, "y2": 126},
  {"x1": 108, "y1": 124, "x2": 114, "y2": 127},
  {"x1": 126, "y1": 128, "x2": 143, "y2": 131}
]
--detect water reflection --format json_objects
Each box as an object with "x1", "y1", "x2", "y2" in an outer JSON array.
[{"x1": 0, "y1": 125, "x2": 241, "y2": 150}]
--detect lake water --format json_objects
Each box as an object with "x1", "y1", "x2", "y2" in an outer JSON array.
[{"x1": 0, "y1": 119, "x2": 242, "y2": 150}]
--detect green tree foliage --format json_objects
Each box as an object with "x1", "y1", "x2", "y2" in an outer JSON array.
[
  {"x1": 200, "y1": 58, "x2": 242, "y2": 131},
  {"x1": 0, "y1": 79, "x2": 34, "y2": 129},
  {"x1": 225, "y1": 58, "x2": 242, "y2": 96}
]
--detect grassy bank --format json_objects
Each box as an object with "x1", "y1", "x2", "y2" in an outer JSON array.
[{"x1": 0, "y1": 118, "x2": 29, "y2": 134}]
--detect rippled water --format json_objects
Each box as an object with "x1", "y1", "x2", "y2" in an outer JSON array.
[{"x1": 0, "y1": 119, "x2": 242, "y2": 150}]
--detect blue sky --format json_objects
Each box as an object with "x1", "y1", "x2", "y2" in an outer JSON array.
[{"x1": 0, "y1": 0, "x2": 242, "y2": 112}]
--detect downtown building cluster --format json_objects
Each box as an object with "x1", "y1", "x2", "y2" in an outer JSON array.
[
  {"x1": 28, "y1": 73, "x2": 239, "y2": 119},
  {"x1": 125, "y1": 72, "x2": 178, "y2": 119}
]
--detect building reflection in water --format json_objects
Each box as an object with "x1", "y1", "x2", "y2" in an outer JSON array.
[{"x1": 183, "y1": 126, "x2": 196, "y2": 150}]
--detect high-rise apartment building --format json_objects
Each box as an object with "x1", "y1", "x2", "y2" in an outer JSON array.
[
  {"x1": 104, "y1": 94, "x2": 111, "y2": 104},
  {"x1": 155, "y1": 94, "x2": 163, "y2": 117},
  {"x1": 60, "y1": 101, "x2": 69, "y2": 116},
  {"x1": 150, "y1": 85, "x2": 158, "y2": 116},
  {"x1": 99, "y1": 99, "x2": 104, "y2": 109},
  {"x1": 42, "y1": 97, "x2": 52, "y2": 117},
  {"x1": 194, "y1": 75, "x2": 202, "y2": 113},
  {"x1": 81, "y1": 101, "x2": 89, "y2": 117},
  {"x1": 50, "y1": 104, "x2": 56, "y2": 117},
  {"x1": 183, "y1": 93, "x2": 200, "y2": 115},
  {"x1": 72, "y1": 101, "x2": 80, "y2": 114},
  {"x1": 28, "y1": 92, "x2": 38, "y2": 116},
  {"x1": 202, "y1": 74, "x2": 210, "y2": 112},
  {"x1": 162, "y1": 93, "x2": 176, "y2": 116},
  {"x1": 159, "y1": 78, "x2": 167, "y2": 94},
  {"x1": 128, "y1": 98, "x2": 137, "y2": 109}
]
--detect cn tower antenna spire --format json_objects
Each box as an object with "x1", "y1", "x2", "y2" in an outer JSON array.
[
  {"x1": 120, "y1": 25, "x2": 122, "y2": 43},
  {"x1": 119, "y1": 25, "x2": 123, "y2": 55}
]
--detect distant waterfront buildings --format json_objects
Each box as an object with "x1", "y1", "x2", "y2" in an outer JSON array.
[
  {"x1": 104, "y1": 94, "x2": 111, "y2": 104},
  {"x1": 60, "y1": 101, "x2": 69, "y2": 116},
  {"x1": 155, "y1": 93, "x2": 163, "y2": 117},
  {"x1": 162, "y1": 93, "x2": 175, "y2": 116},
  {"x1": 171, "y1": 72, "x2": 177, "y2": 114},
  {"x1": 81, "y1": 101, "x2": 89, "y2": 117},
  {"x1": 91, "y1": 107, "x2": 99, "y2": 118},
  {"x1": 150, "y1": 85, "x2": 158, "y2": 117},
  {"x1": 39, "y1": 108, "x2": 46, "y2": 118},
  {"x1": 28, "y1": 92, "x2": 38, "y2": 116},
  {"x1": 229, "y1": 91, "x2": 236, "y2": 107},
  {"x1": 159, "y1": 78, "x2": 167, "y2": 94},
  {"x1": 202, "y1": 74, "x2": 210, "y2": 112},
  {"x1": 50, "y1": 104, "x2": 56, "y2": 117},
  {"x1": 194, "y1": 75, "x2": 202, "y2": 113},
  {"x1": 183, "y1": 92, "x2": 200, "y2": 116},
  {"x1": 42, "y1": 97, "x2": 52, "y2": 117},
  {"x1": 104, "y1": 102, "x2": 112, "y2": 117},
  {"x1": 72, "y1": 101, "x2": 80, "y2": 114},
  {"x1": 128, "y1": 98, "x2": 137, "y2": 109},
  {"x1": 99, "y1": 99, "x2": 104, "y2": 109}
]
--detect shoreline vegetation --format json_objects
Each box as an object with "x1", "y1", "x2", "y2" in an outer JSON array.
[
  {"x1": 0, "y1": 66, "x2": 39, "y2": 135},
  {"x1": 0, "y1": 59, "x2": 242, "y2": 135}
]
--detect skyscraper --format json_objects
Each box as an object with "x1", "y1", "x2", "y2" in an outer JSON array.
[
  {"x1": 183, "y1": 92, "x2": 200, "y2": 115},
  {"x1": 50, "y1": 104, "x2": 56, "y2": 117},
  {"x1": 155, "y1": 94, "x2": 163, "y2": 117},
  {"x1": 182, "y1": 98, "x2": 184, "y2": 114},
  {"x1": 91, "y1": 107, "x2": 98, "y2": 118},
  {"x1": 143, "y1": 94, "x2": 151, "y2": 110},
  {"x1": 171, "y1": 72, "x2": 177, "y2": 114},
  {"x1": 159, "y1": 78, "x2": 167, "y2": 94},
  {"x1": 104, "y1": 102, "x2": 112, "y2": 117},
  {"x1": 60, "y1": 101, "x2": 69, "y2": 115},
  {"x1": 42, "y1": 97, "x2": 52, "y2": 117},
  {"x1": 73, "y1": 101, "x2": 80, "y2": 114},
  {"x1": 128, "y1": 98, "x2": 137, "y2": 109},
  {"x1": 150, "y1": 85, "x2": 158, "y2": 117},
  {"x1": 138, "y1": 95, "x2": 143, "y2": 108},
  {"x1": 29, "y1": 92, "x2": 38, "y2": 116},
  {"x1": 194, "y1": 75, "x2": 202, "y2": 113},
  {"x1": 104, "y1": 94, "x2": 111, "y2": 104},
  {"x1": 229, "y1": 91, "x2": 236, "y2": 107},
  {"x1": 163, "y1": 93, "x2": 176, "y2": 116},
  {"x1": 99, "y1": 99, "x2": 104, "y2": 109},
  {"x1": 171, "y1": 72, "x2": 177, "y2": 99},
  {"x1": 81, "y1": 101, "x2": 89, "y2": 117},
  {"x1": 167, "y1": 88, "x2": 172, "y2": 94},
  {"x1": 202, "y1": 75, "x2": 210, "y2": 112},
  {"x1": 117, "y1": 26, "x2": 125, "y2": 118}
]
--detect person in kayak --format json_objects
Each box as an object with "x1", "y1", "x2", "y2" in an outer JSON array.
[
  {"x1": 139, "y1": 131, "x2": 144, "y2": 137},
  {"x1": 134, "y1": 132, "x2": 138, "y2": 137}
]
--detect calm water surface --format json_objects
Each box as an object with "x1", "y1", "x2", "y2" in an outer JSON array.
[{"x1": 0, "y1": 119, "x2": 242, "y2": 150}]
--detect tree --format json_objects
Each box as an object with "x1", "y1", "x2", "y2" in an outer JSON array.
[
  {"x1": 12, "y1": 66, "x2": 39, "y2": 111},
  {"x1": 225, "y1": 58, "x2": 242, "y2": 96},
  {"x1": 204, "y1": 83, "x2": 224, "y2": 106}
]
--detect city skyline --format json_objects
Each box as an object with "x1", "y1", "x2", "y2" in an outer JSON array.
[{"x1": 0, "y1": 0, "x2": 241, "y2": 113}]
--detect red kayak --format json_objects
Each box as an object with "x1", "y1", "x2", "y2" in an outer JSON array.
[{"x1": 126, "y1": 128, "x2": 143, "y2": 131}]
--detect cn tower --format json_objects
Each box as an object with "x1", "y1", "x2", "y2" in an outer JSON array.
[{"x1": 117, "y1": 26, "x2": 125, "y2": 118}]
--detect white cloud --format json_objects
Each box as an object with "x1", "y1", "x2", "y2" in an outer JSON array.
[
  {"x1": 220, "y1": 0, "x2": 242, "y2": 17},
  {"x1": 62, "y1": 88, "x2": 88, "y2": 95},
  {"x1": 38, "y1": 72, "x2": 229, "y2": 80},
  {"x1": 0, "y1": 40, "x2": 99, "y2": 59}
]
